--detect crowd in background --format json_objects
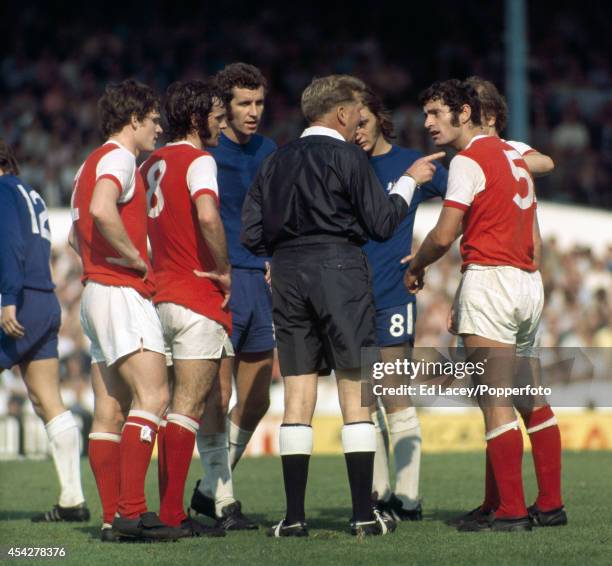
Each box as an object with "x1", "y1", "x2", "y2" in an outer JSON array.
[
  {"x1": 1, "y1": 1, "x2": 611, "y2": 207},
  {"x1": 1, "y1": 1, "x2": 611, "y2": 424},
  {"x1": 2, "y1": 237, "x2": 610, "y2": 422}
]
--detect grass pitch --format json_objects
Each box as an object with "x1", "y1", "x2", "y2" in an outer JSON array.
[{"x1": 1, "y1": 452, "x2": 611, "y2": 565}]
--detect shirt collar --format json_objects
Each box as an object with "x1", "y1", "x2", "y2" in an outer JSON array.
[
  {"x1": 301, "y1": 126, "x2": 346, "y2": 142},
  {"x1": 104, "y1": 139, "x2": 135, "y2": 155},
  {"x1": 465, "y1": 134, "x2": 491, "y2": 150},
  {"x1": 166, "y1": 140, "x2": 198, "y2": 149}
]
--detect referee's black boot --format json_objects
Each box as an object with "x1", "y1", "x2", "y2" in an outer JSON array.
[
  {"x1": 267, "y1": 518, "x2": 308, "y2": 537},
  {"x1": 350, "y1": 508, "x2": 396, "y2": 537}
]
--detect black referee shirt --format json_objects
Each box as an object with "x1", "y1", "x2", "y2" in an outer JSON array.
[{"x1": 240, "y1": 127, "x2": 413, "y2": 256}]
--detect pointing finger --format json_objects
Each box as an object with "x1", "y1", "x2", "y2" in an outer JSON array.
[{"x1": 423, "y1": 151, "x2": 446, "y2": 162}]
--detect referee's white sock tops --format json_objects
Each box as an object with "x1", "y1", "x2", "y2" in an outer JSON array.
[
  {"x1": 279, "y1": 424, "x2": 313, "y2": 456},
  {"x1": 341, "y1": 422, "x2": 376, "y2": 453}
]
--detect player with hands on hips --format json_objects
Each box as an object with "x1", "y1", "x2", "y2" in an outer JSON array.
[
  {"x1": 71, "y1": 79, "x2": 182, "y2": 542},
  {"x1": 142, "y1": 79, "x2": 232, "y2": 538}
]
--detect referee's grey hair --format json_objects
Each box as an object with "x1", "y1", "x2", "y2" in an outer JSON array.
[{"x1": 301, "y1": 75, "x2": 366, "y2": 123}]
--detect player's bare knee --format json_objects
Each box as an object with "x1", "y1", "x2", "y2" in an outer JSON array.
[
  {"x1": 133, "y1": 387, "x2": 170, "y2": 417},
  {"x1": 25, "y1": 389, "x2": 42, "y2": 410},
  {"x1": 171, "y1": 396, "x2": 205, "y2": 419},
  {"x1": 249, "y1": 395, "x2": 270, "y2": 422},
  {"x1": 219, "y1": 389, "x2": 231, "y2": 415},
  {"x1": 206, "y1": 393, "x2": 230, "y2": 419},
  {"x1": 284, "y1": 400, "x2": 313, "y2": 424},
  {"x1": 239, "y1": 387, "x2": 270, "y2": 415},
  {"x1": 93, "y1": 407, "x2": 125, "y2": 434},
  {"x1": 28, "y1": 398, "x2": 46, "y2": 420}
]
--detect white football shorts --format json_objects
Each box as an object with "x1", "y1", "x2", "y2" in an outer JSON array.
[
  {"x1": 156, "y1": 302, "x2": 234, "y2": 363},
  {"x1": 80, "y1": 282, "x2": 165, "y2": 366},
  {"x1": 451, "y1": 265, "x2": 544, "y2": 357}
]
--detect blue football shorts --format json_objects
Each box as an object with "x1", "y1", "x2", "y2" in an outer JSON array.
[
  {"x1": 376, "y1": 302, "x2": 416, "y2": 347},
  {"x1": 229, "y1": 268, "x2": 275, "y2": 354},
  {"x1": 0, "y1": 289, "x2": 61, "y2": 369}
]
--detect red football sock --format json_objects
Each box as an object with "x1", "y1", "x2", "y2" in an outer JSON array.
[
  {"x1": 118, "y1": 412, "x2": 159, "y2": 519},
  {"x1": 157, "y1": 417, "x2": 168, "y2": 505},
  {"x1": 159, "y1": 414, "x2": 199, "y2": 526},
  {"x1": 88, "y1": 433, "x2": 121, "y2": 524},
  {"x1": 481, "y1": 447, "x2": 499, "y2": 512},
  {"x1": 487, "y1": 427, "x2": 527, "y2": 519},
  {"x1": 524, "y1": 406, "x2": 563, "y2": 511}
]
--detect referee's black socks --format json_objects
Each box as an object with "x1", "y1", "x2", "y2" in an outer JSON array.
[
  {"x1": 279, "y1": 424, "x2": 313, "y2": 524},
  {"x1": 342, "y1": 422, "x2": 376, "y2": 522}
]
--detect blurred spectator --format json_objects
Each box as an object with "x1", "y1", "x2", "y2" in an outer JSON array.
[
  {"x1": 551, "y1": 101, "x2": 591, "y2": 153},
  {"x1": 1, "y1": 238, "x2": 611, "y2": 420},
  {"x1": 1, "y1": 1, "x2": 611, "y2": 423},
  {"x1": 0, "y1": 2, "x2": 610, "y2": 207}
]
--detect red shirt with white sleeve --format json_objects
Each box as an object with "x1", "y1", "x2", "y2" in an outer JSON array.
[
  {"x1": 444, "y1": 135, "x2": 537, "y2": 272},
  {"x1": 503, "y1": 139, "x2": 536, "y2": 157},
  {"x1": 71, "y1": 141, "x2": 155, "y2": 297},
  {"x1": 142, "y1": 141, "x2": 231, "y2": 332}
]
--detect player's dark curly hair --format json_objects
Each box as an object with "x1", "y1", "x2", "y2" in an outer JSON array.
[
  {"x1": 0, "y1": 139, "x2": 19, "y2": 175},
  {"x1": 98, "y1": 79, "x2": 161, "y2": 138},
  {"x1": 214, "y1": 62, "x2": 268, "y2": 106},
  {"x1": 418, "y1": 79, "x2": 482, "y2": 128},
  {"x1": 164, "y1": 80, "x2": 220, "y2": 143},
  {"x1": 361, "y1": 87, "x2": 396, "y2": 140},
  {"x1": 465, "y1": 76, "x2": 508, "y2": 134}
]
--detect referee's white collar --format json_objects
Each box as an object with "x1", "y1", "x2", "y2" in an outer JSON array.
[{"x1": 301, "y1": 126, "x2": 346, "y2": 142}]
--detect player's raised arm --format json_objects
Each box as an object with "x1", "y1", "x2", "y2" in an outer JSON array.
[
  {"x1": 348, "y1": 149, "x2": 445, "y2": 242},
  {"x1": 465, "y1": 76, "x2": 554, "y2": 178},
  {"x1": 523, "y1": 151, "x2": 554, "y2": 177},
  {"x1": 402, "y1": 151, "x2": 447, "y2": 184}
]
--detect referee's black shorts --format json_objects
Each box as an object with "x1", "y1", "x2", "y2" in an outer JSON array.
[{"x1": 271, "y1": 240, "x2": 377, "y2": 376}]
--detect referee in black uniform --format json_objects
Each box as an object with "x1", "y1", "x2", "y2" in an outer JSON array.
[{"x1": 241, "y1": 75, "x2": 443, "y2": 537}]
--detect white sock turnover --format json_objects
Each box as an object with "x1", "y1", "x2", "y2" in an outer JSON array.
[
  {"x1": 388, "y1": 407, "x2": 421, "y2": 509},
  {"x1": 371, "y1": 408, "x2": 391, "y2": 501},
  {"x1": 227, "y1": 415, "x2": 253, "y2": 469},
  {"x1": 45, "y1": 410, "x2": 85, "y2": 507},
  {"x1": 196, "y1": 431, "x2": 235, "y2": 516}
]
